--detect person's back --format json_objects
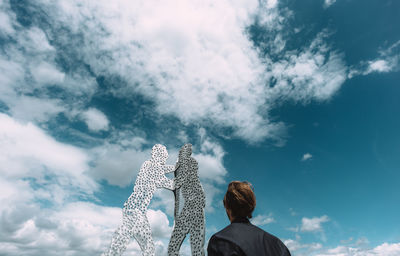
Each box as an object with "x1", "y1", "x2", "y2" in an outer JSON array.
[{"x1": 207, "y1": 181, "x2": 291, "y2": 256}]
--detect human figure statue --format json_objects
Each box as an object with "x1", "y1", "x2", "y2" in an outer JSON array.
[
  {"x1": 104, "y1": 144, "x2": 176, "y2": 256},
  {"x1": 168, "y1": 144, "x2": 206, "y2": 256}
]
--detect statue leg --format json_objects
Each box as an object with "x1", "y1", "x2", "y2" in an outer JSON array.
[
  {"x1": 105, "y1": 213, "x2": 135, "y2": 256},
  {"x1": 168, "y1": 214, "x2": 189, "y2": 256},
  {"x1": 189, "y1": 216, "x2": 205, "y2": 256},
  {"x1": 132, "y1": 211, "x2": 155, "y2": 256}
]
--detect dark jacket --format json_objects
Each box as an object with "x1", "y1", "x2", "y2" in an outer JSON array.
[{"x1": 207, "y1": 218, "x2": 291, "y2": 256}]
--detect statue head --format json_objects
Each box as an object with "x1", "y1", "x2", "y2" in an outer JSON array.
[
  {"x1": 151, "y1": 144, "x2": 168, "y2": 164},
  {"x1": 179, "y1": 143, "x2": 192, "y2": 159}
]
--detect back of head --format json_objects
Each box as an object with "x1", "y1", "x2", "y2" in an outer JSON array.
[{"x1": 223, "y1": 181, "x2": 256, "y2": 219}]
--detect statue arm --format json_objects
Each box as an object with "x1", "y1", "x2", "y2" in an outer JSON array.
[
  {"x1": 163, "y1": 164, "x2": 176, "y2": 174},
  {"x1": 174, "y1": 184, "x2": 180, "y2": 219},
  {"x1": 174, "y1": 169, "x2": 186, "y2": 189},
  {"x1": 157, "y1": 174, "x2": 175, "y2": 190}
]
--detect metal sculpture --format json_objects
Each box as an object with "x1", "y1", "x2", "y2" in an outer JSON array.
[
  {"x1": 103, "y1": 144, "x2": 176, "y2": 256},
  {"x1": 168, "y1": 144, "x2": 206, "y2": 256}
]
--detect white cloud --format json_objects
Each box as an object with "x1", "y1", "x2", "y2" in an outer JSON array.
[
  {"x1": 0, "y1": 1, "x2": 15, "y2": 36},
  {"x1": 0, "y1": 114, "x2": 173, "y2": 255},
  {"x1": 266, "y1": 0, "x2": 279, "y2": 9},
  {"x1": 349, "y1": 40, "x2": 400, "y2": 78},
  {"x1": 314, "y1": 242, "x2": 400, "y2": 256},
  {"x1": 251, "y1": 214, "x2": 275, "y2": 226},
  {"x1": 0, "y1": 194, "x2": 172, "y2": 256},
  {"x1": 90, "y1": 143, "x2": 150, "y2": 187},
  {"x1": 371, "y1": 243, "x2": 400, "y2": 256},
  {"x1": 8, "y1": 96, "x2": 65, "y2": 123},
  {"x1": 0, "y1": 113, "x2": 96, "y2": 195},
  {"x1": 31, "y1": 61, "x2": 65, "y2": 85},
  {"x1": 323, "y1": 0, "x2": 337, "y2": 9},
  {"x1": 195, "y1": 133, "x2": 227, "y2": 184},
  {"x1": 81, "y1": 108, "x2": 110, "y2": 132},
  {"x1": 367, "y1": 60, "x2": 392, "y2": 73},
  {"x1": 284, "y1": 235, "x2": 400, "y2": 256},
  {"x1": 0, "y1": 6, "x2": 98, "y2": 127},
  {"x1": 301, "y1": 215, "x2": 330, "y2": 232},
  {"x1": 195, "y1": 130, "x2": 228, "y2": 212},
  {"x1": 268, "y1": 31, "x2": 347, "y2": 103},
  {"x1": 90, "y1": 141, "x2": 157, "y2": 187},
  {"x1": 147, "y1": 209, "x2": 173, "y2": 238},
  {"x1": 18, "y1": 0, "x2": 347, "y2": 143},
  {"x1": 151, "y1": 189, "x2": 176, "y2": 218},
  {"x1": 284, "y1": 238, "x2": 322, "y2": 253},
  {"x1": 302, "y1": 153, "x2": 313, "y2": 161}
]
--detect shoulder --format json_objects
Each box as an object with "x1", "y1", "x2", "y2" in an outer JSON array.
[
  {"x1": 207, "y1": 234, "x2": 245, "y2": 256},
  {"x1": 259, "y1": 228, "x2": 291, "y2": 256},
  {"x1": 212, "y1": 224, "x2": 232, "y2": 238},
  {"x1": 211, "y1": 222, "x2": 246, "y2": 244},
  {"x1": 142, "y1": 160, "x2": 152, "y2": 166}
]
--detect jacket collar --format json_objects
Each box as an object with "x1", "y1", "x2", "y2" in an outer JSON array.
[{"x1": 231, "y1": 217, "x2": 250, "y2": 224}]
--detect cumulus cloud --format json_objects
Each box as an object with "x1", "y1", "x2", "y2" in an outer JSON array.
[
  {"x1": 302, "y1": 153, "x2": 313, "y2": 161},
  {"x1": 0, "y1": 5, "x2": 96, "y2": 126},
  {"x1": 31, "y1": 61, "x2": 65, "y2": 85},
  {"x1": 251, "y1": 214, "x2": 275, "y2": 226},
  {"x1": 7, "y1": 96, "x2": 65, "y2": 123},
  {"x1": 267, "y1": 30, "x2": 347, "y2": 103},
  {"x1": 194, "y1": 129, "x2": 228, "y2": 212},
  {"x1": 81, "y1": 108, "x2": 110, "y2": 132},
  {"x1": 195, "y1": 128, "x2": 227, "y2": 184},
  {"x1": 301, "y1": 215, "x2": 330, "y2": 232},
  {"x1": 2, "y1": 1, "x2": 399, "y2": 254},
  {"x1": 0, "y1": 196, "x2": 172, "y2": 255},
  {"x1": 314, "y1": 242, "x2": 400, "y2": 256},
  {"x1": 285, "y1": 237, "x2": 400, "y2": 256},
  {"x1": 0, "y1": 114, "x2": 176, "y2": 255},
  {"x1": 90, "y1": 143, "x2": 150, "y2": 187},
  {"x1": 0, "y1": 0, "x2": 349, "y2": 143},
  {"x1": 284, "y1": 238, "x2": 322, "y2": 253},
  {"x1": 0, "y1": 113, "x2": 96, "y2": 196},
  {"x1": 349, "y1": 40, "x2": 400, "y2": 78}
]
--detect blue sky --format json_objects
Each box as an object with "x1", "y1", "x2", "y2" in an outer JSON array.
[{"x1": 0, "y1": 0, "x2": 399, "y2": 255}]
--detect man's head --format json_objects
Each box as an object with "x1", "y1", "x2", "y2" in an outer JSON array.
[
  {"x1": 223, "y1": 181, "x2": 256, "y2": 221},
  {"x1": 151, "y1": 144, "x2": 168, "y2": 164}
]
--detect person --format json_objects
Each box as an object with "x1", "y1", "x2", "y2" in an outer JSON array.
[
  {"x1": 104, "y1": 144, "x2": 176, "y2": 256},
  {"x1": 207, "y1": 181, "x2": 291, "y2": 256},
  {"x1": 168, "y1": 144, "x2": 206, "y2": 256}
]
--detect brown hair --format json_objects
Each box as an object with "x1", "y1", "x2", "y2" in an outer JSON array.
[{"x1": 223, "y1": 181, "x2": 256, "y2": 219}]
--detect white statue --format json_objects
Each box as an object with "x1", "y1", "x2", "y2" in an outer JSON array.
[
  {"x1": 104, "y1": 144, "x2": 176, "y2": 256},
  {"x1": 168, "y1": 144, "x2": 206, "y2": 256}
]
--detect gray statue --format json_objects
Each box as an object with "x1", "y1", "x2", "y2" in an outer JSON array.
[
  {"x1": 168, "y1": 144, "x2": 206, "y2": 256},
  {"x1": 103, "y1": 144, "x2": 176, "y2": 256}
]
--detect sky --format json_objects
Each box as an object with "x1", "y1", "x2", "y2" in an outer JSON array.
[{"x1": 0, "y1": 0, "x2": 399, "y2": 255}]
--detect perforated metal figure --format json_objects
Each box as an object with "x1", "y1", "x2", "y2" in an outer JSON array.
[
  {"x1": 168, "y1": 144, "x2": 206, "y2": 256},
  {"x1": 104, "y1": 144, "x2": 176, "y2": 256}
]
